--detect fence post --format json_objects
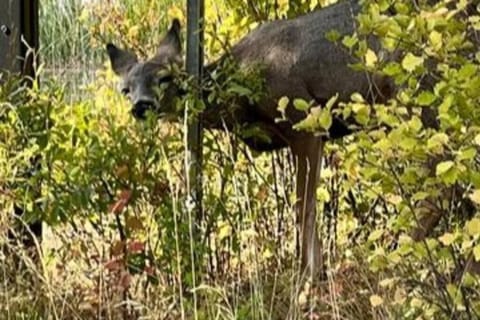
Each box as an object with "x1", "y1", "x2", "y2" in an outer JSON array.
[
  {"x1": 0, "y1": 0, "x2": 41, "y2": 252},
  {"x1": 185, "y1": 0, "x2": 204, "y2": 307}
]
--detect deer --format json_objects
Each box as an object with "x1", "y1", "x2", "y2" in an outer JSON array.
[
  {"x1": 105, "y1": 0, "x2": 393, "y2": 278},
  {"x1": 106, "y1": 0, "x2": 477, "y2": 278}
]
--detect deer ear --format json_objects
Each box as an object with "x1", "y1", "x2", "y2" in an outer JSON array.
[
  {"x1": 155, "y1": 19, "x2": 182, "y2": 62},
  {"x1": 106, "y1": 43, "x2": 138, "y2": 75}
]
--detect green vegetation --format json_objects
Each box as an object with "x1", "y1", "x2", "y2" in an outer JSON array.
[{"x1": 1, "y1": 0, "x2": 479, "y2": 319}]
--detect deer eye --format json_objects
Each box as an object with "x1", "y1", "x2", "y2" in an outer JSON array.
[{"x1": 121, "y1": 87, "x2": 130, "y2": 96}]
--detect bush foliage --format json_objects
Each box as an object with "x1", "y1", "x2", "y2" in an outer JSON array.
[{"x1": 2, "y1": 0, "x2": 480, "y2": 319}]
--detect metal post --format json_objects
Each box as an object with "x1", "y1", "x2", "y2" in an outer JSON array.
[
  {"x1": 1, "y1": 0, "x2": 41, "y2": 251},
  {"x1": 185, "y1": 0, "x2": 204, "y2": 300}
]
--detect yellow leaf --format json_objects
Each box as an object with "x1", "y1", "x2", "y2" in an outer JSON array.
[
  {"x1": 127, "y1": 26, "x2": 140, "y2": 39},
  {"x1": 474, "y1": 134, "x2": 480, "y2": 146},
  {"x1": 368, "y1": 230, "x2": 383, "y2": 242},
  {"x1": 277, "y1": 96, "x2": 289, "y2": 113},
  {"x1": 474, "y1": 245, "x2": 480, "y2": 261},
  {"x1": 218, "y1": 222, "x2": 232, "y2": 240},
  {"x1": 298, "y1": 291, "x2": 308, "y2": 306},
  {"x1": 387, "y1": 194, "x2": 402, "y2": 205},
  {"x1": 411, "y1": 297, "x2": 423, "y2": 308},
  {"x1": 438, "y1": 232, "x2": 455, "y2": 246},
  {"x1": 78, "y1": 8, "x2": 89, "y2": 23},
  {"x1": 351, "y1": 92, "x2": 365, "y2": 103},
  {"x1": 394, "y1": 288, "x2": 407, "y2": 305},
  {"x1": 263, "y1": 248, "x2": 273, "y2": 259},
  {"x1": 379, "y1": 278, "x2": 396, "y2": 288},
  {"x1": 321, "y1": 167, "x2": 333, "y2": 179},
  {"x1": 370, "y1": 295, "x2": 384, "y2": 307},
  {"x1": 435, "y1": 160, "x2": 454, "y2": 176},
  {"x1": 316, "y1": 187, "x2": 330, "y2": 202},
  {"x1": 427, "y1": 133, "x2": 449, "y2": 152},
  {"x1": 401, "y1": 53, "x2": 424, "y2": 72},
  {"x1": 429, "y1": 30, "x2": 442, "y2": 49},
  {"x1": 466, "y1": 218, "x2": 480, "y2": 237},
  {"x1": 469, "y1": 190, "x2": 480, "y2": 204},
  {"x1": 365, "y1": 49, "x2": 378, "y2": 67},
  {"x1": 168, "y1": 5, "x2": 185, "y2": 22}
]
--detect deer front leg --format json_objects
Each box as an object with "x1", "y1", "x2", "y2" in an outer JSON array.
[{"x1": 292, "y1": 137, "x2": 324, "y2": 279}]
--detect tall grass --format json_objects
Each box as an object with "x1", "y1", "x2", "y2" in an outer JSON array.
[
  {"x1": 39, "y1": 0, "x2": 99, "y2": 101},
  {"x1": 40, "y1": 0, "x2": 99, "y2": 67}
]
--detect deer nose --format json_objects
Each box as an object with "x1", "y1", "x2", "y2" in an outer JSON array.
[{"x1": 132, "y1": 101, "x2": 154, "y2": 119}]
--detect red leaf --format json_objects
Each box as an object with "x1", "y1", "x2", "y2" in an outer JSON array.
[
  {"x1": 111, "y1": 240, "x2": 125, "y2": 256},
  {"x1": 127, "y1": 240, "x2": 145, "y2": 253},
  {"x1": 119, "y1": 271, "x2": 131, "y2": 289},
  {"x1": 144, "y1": 265, "x2": 155, "y2": 276},
  {"x1": 119, "y1": 189, "x2": 133, "y2": 201},
  {"x1": 109, "y1": 189, "x2": 133, "y2": 214},
  {"x1": 104, "y1": 258, "x2": 123, "y2": 271}
]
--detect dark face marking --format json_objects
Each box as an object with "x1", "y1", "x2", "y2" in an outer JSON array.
[
  {"x1": 106, "y1": 19, "x2": 182, "y2": 120},
  {"x1": 121, "y1": 62, "x2": 174, "y2": 119}
]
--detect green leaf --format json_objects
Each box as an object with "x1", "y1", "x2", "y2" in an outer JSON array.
[
  {"x1": 458, "y1": 148, "x2": 476, "y2": 161},
  {"x1": 277, "y1": 96, "x2": 289, "y2": 113},
  {"x1": 342, "y1": 34, "x2": 358, "y2": 49},
  {"x1": 352, "y1": 103, "x2": 370, "y2": 125},
  {"x1": 408, "y1": 116, "x2": 423, "y2": 133},
  {"x1": 436, "y1": 161, "x2": 454, "y2": 176},
  {"x1": 458, "y1": 64, "x2": 477, "y2": 79},
  {"x1": 293, "y1": 113, "x2": 316, "y2": 131},
  {"x1": 416, "y1": 91, "x2": 436, "y2": 106},
  {"x1": 325, "y1": 29, "x2": 341, "y2": 42},
  {"x1": 325, "y1": 94, "x2": 338, "y2": 109},
  {"x1": 401, "y1": 53, "x2": 424, "y2": 72},
  {"x1": 442, "y1": 167, "x2": 459, "y2": 185},
  {"x1": 383, "y1": 62, "x2": 402, "y2": 76},
  {"x1": 317, "y1": 109, "x2": 332, "y2": 130},
  {"x1": 412, "y1": 192, "x2": 430, "y2": 201},
  {"x1": 447, "y1": 283, "x2": 458, "y2": 301},
  {"x1": 439, "y1": 95, "x2": 454, "y2": 114},
  {"x1": 228, "y1": 83, "x2": 252, "y2": 96},
  {"x1": 293, "y1": 99, "x2": 310, "y2": 112},
  {"x1": 399, "y1": 137, "x2": 418, "y2": 151},
  {"x1": 241, "y1": 125, "x2": 272, "y2": 144},
  {"x1": 471, "y1": 172, "x2": 480, "y2": 188}
]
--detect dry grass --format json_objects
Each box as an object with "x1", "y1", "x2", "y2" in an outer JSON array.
[{"x1": 1, "y1": 217, "x2": 387, "y2": 319}]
